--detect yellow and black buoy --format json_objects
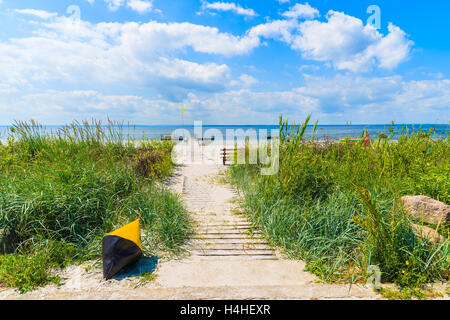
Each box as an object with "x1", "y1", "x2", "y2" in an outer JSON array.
[{"x1": 102, "y1": 219, "x2": 143, "y2": 280}]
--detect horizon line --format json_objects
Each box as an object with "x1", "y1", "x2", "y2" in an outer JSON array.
[{"x1": 1, "y1": 123, "x2": 449, "y2": 127}]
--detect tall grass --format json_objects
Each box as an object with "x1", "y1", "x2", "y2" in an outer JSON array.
[
  {"x1": 229, "y1": 115, "x2": 449, "y2": 286},
  {"x1": 0, "y1": 120, "x2": 191, "y2": 292}
]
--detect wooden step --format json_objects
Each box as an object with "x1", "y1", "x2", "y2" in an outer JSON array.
[
  {"x1": 188, "y1": 255, "x2": 278, "y2": 261},
  {"x1": 193, "y1": 234, "x2": 264, "y2": 240},
  {"x1": 191, "y1": 249, "x2": 276, "y2": 256},
  {"x1": 192, "y1": 220, "x2": 251, "y2": 225},
  {"x1": 196, "y1": 230, "x2": 261, "y2": 235},
  {"x1": 189, "y1": 238, "x2": 269, "y2": 245},
  {"x1": 188, "y1": 243, "x2": 271, "y2": 250},
  {"x1": 196, "y1": 224, "x2": 252, "y2": 230},
  {"x1": 196, "y1": 227, "x2": 255, "y2": 232},
  {"x1": 195, "y1": 219, "x2": 250, "y2": 223}
]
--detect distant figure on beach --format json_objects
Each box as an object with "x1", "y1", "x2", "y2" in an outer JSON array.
[
  {"x1": 286, "y1": 134, "x2": 291, "y2": 142},
  {"x1": 363, "y1": 132, "x2": 370, "y2": 146}
]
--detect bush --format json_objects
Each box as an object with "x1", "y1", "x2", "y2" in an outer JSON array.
[
  {"x1": 229, "y1": 116, "x2": 449, "y2": 286},
  {"x1": 0, "y1": 120, "x2": 190, "y2": 291}
]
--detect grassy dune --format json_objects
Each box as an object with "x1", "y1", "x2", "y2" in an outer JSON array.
[
  {"x1": 229, "y1": 116, "x2": 449, "y2": 289},
  {"x1": 0, "y1": 120, "x2": 191, "y2": 292}
]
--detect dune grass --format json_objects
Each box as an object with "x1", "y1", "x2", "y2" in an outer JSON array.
[
  {"x1": 0, "y1": 120, "x2": 191, "y2": 292},
  {"x1": 228, "y1": 116, "x2": 449, "y2": 288}
]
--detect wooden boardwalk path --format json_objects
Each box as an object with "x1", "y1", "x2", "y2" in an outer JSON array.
[{"x1": 182, "y1": 172, "x2": 278, "y2": 260}]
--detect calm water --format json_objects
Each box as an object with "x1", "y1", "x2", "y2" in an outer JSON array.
[{"x1": 0, "y1": 124, "x2": 448, "y2": 142}]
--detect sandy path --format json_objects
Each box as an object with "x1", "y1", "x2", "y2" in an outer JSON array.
[{"x1": 1, "y1": 140, "x2": 384, "y2": 300}]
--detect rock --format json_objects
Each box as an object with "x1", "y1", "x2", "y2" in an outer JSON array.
[
  {"x1": 411, "y1": 224, "x2": 445, "y2": 243},
  {"x1": 0, "y1": 228, "x2": 17, "y2": 254},
  {"x1": 400, "y1": 196, "x2": 450, "y2": 226}
]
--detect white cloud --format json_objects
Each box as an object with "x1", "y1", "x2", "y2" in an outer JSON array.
[
  {"x1": 116, "y1": 20, "x2": 260, "y2": 56},
  {"x1": 86, "y1": 0, "x2": 95, "y2": 4},
  {"x1": 248, "y1": 9, "x2": 412, "y2": 72},
  {"x1": 282, "y1": 3, "x2": 319, "y2": 20},
  {"x1": 291, "y1": 11, "x2": 413, "y2": 71},
  {"x1": 1, "y1": 75, "x2": 449, "y2": 125},
  {"x1": 368, "y1": 23, "x2": 412, "y2": 70},
  {"x1": 249, "y1": 19, "x2": 298, "y2": 43},
  {"x1": 5, "y1": 5, "x2": 413, "y2": 98},
  {"x1": 127, "y1": 0, "x2": 153, "y2": 14},
  {"x1": 0, "y1": 90, "x2": 179, "y2": 124},
  {"x1": 230, "y1": 74, "x2": 258, "y2": 87},
  {"x1": 14, "y1": 9, "x2": 58, "y2": 19},
  {"x1": 0, "y1": 83, "x2": 18, "y2": 94},
  {"x1": 0, "y1": 15, "x2": 260, "y2": 101},
  {"x1": 293, "y1": 75, "x2": 450, "y2": 123},
  {"x1": 201, "y1": 1, "x2": 257, "y2": 17},
  {"x1": 104, "y1": 0, "x2": 125, "y2": 11},
  {"x1": 0, "y1": 5, "x2": 432, "y2": 125},
  {"x1": 239, "y1": 74, "x2": 258, "y2": 87}
]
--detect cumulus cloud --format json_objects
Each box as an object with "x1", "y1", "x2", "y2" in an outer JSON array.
[
  {"x1": 1, "y1": 75, "x2": 449, "y2": 125},
  {"x1": 14, "y1": 9, "x2": 58, "y2": 19},
  {"x1": 0, "y1": 16, "x2": 253, "y2": 101},
  {"x1": 0, "y1": 90, "x2": 180, "y2": 124},
  {"x1": 249, "y1": 19, "x2": 298, "y2": 43},
  {"x1": 292, "y1": 11, "x2": 413, "y2": 71},
  {"x1": 250, "y1": 9, "x2": 412, "y2": 72},
  {"x1": 282, "y1": 3, "x2": 319, "y2": 20},
  {"x1": 196, "y1": 76, "x2": 450, "y2": 124},
  {"x1": 5, "y1": 4, "x2": 413, "y2": 101},
  {"x1": 116, "y1": 21, "x2": 260, "y2": 56},
  {"x1": 104, "y1": 0, "x2": 125, "y2": 11},
  {"x1": 230, "y1": 74, "x2": 258, "y2": 87},
  {"x1": 127, "y1": 0, "x2": 153, "y2": 14},
  {"x1": 201, "y1": 1, "x2": 257, "y2": 17},
  {"x1": 0, "y1": 4, "x2": 433, "y2": 125}
]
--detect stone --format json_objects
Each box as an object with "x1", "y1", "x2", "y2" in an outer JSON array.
[
  {"x1": 411, "y1": 224, "x2": 445, "y2": 243},
  {"x1": 400, "y1": 195, "x2": 449, "y2": 225},
  {"x1": 0, "y1": 228, "x2": 17, "y2": 254}
]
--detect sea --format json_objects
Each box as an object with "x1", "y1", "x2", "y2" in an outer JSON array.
[{"x1": 0, "y1": 124, "x2": 448, "y2": 143}]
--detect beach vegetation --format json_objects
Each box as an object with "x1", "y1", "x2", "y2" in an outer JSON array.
[
  {"x1": 0, "y1": 120, "x2": 191, "y2": 292},
  {"x1": 228, "y1": 115, "x2": 449, "y2": 288}
]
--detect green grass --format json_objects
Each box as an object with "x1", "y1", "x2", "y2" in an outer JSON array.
[
  {"x1": 0, "y1": 120, "x2": 191, "y2": 292},
  {"x1": 228, "y1": 115, "x2": 449, "y2": 288},
  {"x1": 379, "y1": 286, "x2": 444, "y2": 300}
]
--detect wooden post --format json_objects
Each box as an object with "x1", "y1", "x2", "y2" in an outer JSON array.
[{"x1": 221, "y1": 148, "x2": 227, "y2": 166}]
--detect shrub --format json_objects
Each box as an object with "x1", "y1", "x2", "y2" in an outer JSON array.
[
  {"x1": 228, "y1": 115, "x2": 449, "y2": 286},
  {"x1": 0, "y1": 120, "x2": 190, "y2": 291}
]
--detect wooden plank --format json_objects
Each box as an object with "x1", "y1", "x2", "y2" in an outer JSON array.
[
  {"x1": 189, "y1": 255, "x2": 277, "y2": 260},
  {"x1": 196, "y1": 226, "x2": 254, "y2": 231},
  {"x1": 196, "y1": 230, "x2": 261, "y2": 235},
  {"x1": 192, "y1": 250, "x2": 274, "y2": 257},
  {"x1": 189, "y1": 239, "x2": 268, "y2": 245},
  {"x1": 195, "y1": 223, "x2": 252, "y2": 227},
  {"x1": 192, "y1": 234, "x2": 264, "y2": 239},
  {"x1": 193, "y1": 219, "x2": 251, "y2": 224},
  {"x1": 191, "y1": 249, "x2": 275, "y2": 256},
  {"x1": 188, "y1": 243, "x2": 271, "y2": 250}
]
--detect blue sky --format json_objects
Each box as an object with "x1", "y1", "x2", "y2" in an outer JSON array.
[{"x1": 0, "y1": 0, "x2": 449, "y2": 125}]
